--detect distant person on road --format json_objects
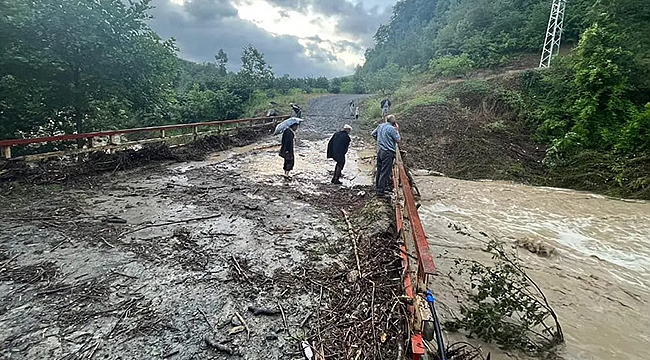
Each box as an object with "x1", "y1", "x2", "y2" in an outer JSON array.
[
  {"x1": 381, "y1": 98, "x2": 391, "y2": 119},
  {"x1": 371, "y1": 115, "x2": 401, "y2": 199},
  {"x1": 290, "y1": 103, "x2": 302, "y2": 118},
  {"x1": 327, "y1": 124, "x2": 352, "y2": 185},
  {"x1": 348, "y1": 101, "x2": 356, "y2": 117},
  {"x1": 355, "y1": 106, "x2": 359, "y2": 120},
  {"x1": 279, "y1": 122, "x2": 299, "y2": 179}
]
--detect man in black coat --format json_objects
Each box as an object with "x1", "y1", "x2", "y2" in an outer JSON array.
[
  {"x1": 279, "y1": 123, "x2": 298, "y2": 178},
  {"x1": 327, "y1": 124, "x2": 352, "y2": 185}
]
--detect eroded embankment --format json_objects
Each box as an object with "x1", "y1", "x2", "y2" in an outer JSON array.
[{"x1": 396, "y1": 76, "x2": 545, "y2": 183}]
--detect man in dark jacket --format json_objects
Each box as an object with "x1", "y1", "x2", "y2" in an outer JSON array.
[
  {"x1": 327, "y1": 124, "x2": 352, "y2": 185},
  {"x1": 279, "y1": 123, "x2": 298, "y2": 178},
  {"x1": 290, "y1": 103, "x2": 302, "y2": 118}
]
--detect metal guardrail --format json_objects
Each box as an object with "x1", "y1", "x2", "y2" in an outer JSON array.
[
  {"x1": 393, "y1": 147, "x2": 437, "y2": 360},
  {"x1": 0, "y1": 115, "x2": 290, "y2": 160}
]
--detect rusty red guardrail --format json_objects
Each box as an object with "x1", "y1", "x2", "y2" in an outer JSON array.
[
  {"x1": 0, "y1": 115, "x2": 290, "y2": 159},
  {"x1": 393, "y1": 146, "x2": 436, "y2": 360}
]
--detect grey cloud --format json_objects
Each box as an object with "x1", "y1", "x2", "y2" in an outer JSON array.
[
  {"x1": 148, "y1": 0, "x2": 352, "y2": 77},
  {"x1": 267, "y1": 0, "x2": 393, "y2": 47},
  {"x1": 183, "y1": 0, "x2": 238, "y2": 21}
]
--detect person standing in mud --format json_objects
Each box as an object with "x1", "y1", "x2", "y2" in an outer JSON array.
[
  {"x1": 371, "y1": 115, "x2": 400, "y2": 198},
  {"x1": 381, "y1": 98, "x2": 391, "y2": 119},
  {"x1": 279, "y1": 123, "x2": 299, "y2": 178},
  {"x1": 327, "y1": 124, "x2": 352, "y2": 185}
]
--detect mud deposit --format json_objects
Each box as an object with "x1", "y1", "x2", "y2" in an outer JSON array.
[{"x1": 0, "y1": 95, "x2": 403, "y2": 359}]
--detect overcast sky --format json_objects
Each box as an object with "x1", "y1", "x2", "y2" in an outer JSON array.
[{"x1": 147, "y1": 0, "x2": 397, "y2": 78}]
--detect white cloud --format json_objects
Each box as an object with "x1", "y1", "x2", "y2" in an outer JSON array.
[{"x1": 147, "y1": 0, "x2": 396, "y2": 76}]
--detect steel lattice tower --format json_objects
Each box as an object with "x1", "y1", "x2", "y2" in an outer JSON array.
[{"x1": 540, "y1": 0, "x2": 567, "y2": 68}]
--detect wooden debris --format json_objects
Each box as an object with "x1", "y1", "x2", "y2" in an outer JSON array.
[
  {"x1": 248, "y1": 306, "x2": 280, "y2": 316},
  {"x1": 234, "y1": 312, "x2": 250, "y2": 340}
]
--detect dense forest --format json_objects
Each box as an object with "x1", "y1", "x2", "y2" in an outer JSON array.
[
  {"x1": 358, "y1": 0, "x2": 650, "y2": 197},
  {"x1": 0, "y1": 0, "x2": 357, "y2": 143}
]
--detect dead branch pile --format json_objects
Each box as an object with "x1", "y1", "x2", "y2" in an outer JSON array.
[
  {"x1": 0, "y1": 126, "x2": 272, "y2": 185},
  {"x1": 305, "y1": 201, "x2": 403, "y2": 359}
]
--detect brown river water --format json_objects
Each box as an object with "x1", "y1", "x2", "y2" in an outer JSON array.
[{"x1": 414, "y1": 175, "x2": 650, "y2": 360}]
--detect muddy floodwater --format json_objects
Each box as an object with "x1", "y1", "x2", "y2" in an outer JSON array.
[{"x1": 415, "y1": 175, "x2": 650, "y2": 360}]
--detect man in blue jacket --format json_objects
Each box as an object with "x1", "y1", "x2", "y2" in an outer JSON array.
[{"x1": 371, "y1": 115, "x2": 400, "y2": 198}]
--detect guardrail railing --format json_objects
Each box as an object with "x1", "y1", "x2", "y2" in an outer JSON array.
[
  {"x1": 0, "y1": 115, "x2": 290, "y2": 160},
  {"x1": 393, "y1": 146, "x2": 437, "y2": 360}
]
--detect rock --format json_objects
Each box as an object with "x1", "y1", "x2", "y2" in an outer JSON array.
[
  {"x1": 516, "y1": 238, "x2": 555, "y2": 257},
  {"x1": 346, "y1": 270, "x2": 360, "y2": 283},
  {"x1": 231, "y1": 316, "x2": 242, "y2": 327},
  {"x1": 265, "y1": 332, "x2": 278, "y2": 341}
]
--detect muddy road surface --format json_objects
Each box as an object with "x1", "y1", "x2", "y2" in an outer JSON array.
[{"x1": 0, "y1": 95, "x2": 405, "y2": 360}]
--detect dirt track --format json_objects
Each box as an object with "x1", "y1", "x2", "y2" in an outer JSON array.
[{"x1": 0, "y1": 95, "x2": 404, "y2": 359}]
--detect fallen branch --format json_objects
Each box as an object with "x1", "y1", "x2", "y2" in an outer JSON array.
[
  {"x1": 198, "y1": 308, "x2": 215, "y2": 332},
  {"x1": 278, "y1": 303, "x2": 289, "y2": 333},
  {"x1": 204, "y1": 336, "x2": 236, "y2": 355},
  {"x1": 248, "y1": 306, "x2": 280, "y2": 316},
  {"x1": 235, "y1": 312, "x2": 250, "y2": 340},
  {"x1": 341, "y1": 209, "x2": 362, "y2": 277},
  {"x1": 300, "y1": 311, "x2": 313, "y2": 328}
]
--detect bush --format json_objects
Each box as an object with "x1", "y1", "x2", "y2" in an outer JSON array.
[{"x1": 428, "y1": 54, "x2": 475, "y2": 78}]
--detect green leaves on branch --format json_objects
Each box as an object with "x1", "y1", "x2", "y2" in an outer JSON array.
[{"x1": 447, "y1": 239, "x2": 564, "y2": 356}]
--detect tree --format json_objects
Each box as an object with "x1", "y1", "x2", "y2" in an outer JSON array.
[
  {"x1": 364, "y1": 63, "x2": 404, "y2": 94},
  {"x1": 238, "y1": 45, "x2": 274, "y2": 91},
  {"x1": 0, "y1": 0, "x2": 178, "y2": 140},
  {"x1": 215, "y1": 49, "x2": 228, "y2": 76}
]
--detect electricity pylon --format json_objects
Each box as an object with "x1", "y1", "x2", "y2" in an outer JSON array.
[{"x1": 540, "y1": 0, "x2": 567, "y2": 68}]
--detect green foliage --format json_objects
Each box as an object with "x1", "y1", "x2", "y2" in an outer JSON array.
[
  {"x1": 0, "y1": 0, "x2": 178, "y2": 138},
  {"x1": 361, "y1": 0, "x2": 588, "y2": 76},
  {"x1": 448, "y1": 239, "x2": 564, "y2": 355},
  {"x1": 617, "y1": 104, "x2": 650, "y2": 154},
  {"x1": 428, "y1": 54, "x2": 474, "y2": 78},
  {"x1": 364, "y1": 63, "x2": 405, "y2": 94},
  {"x1": 179, "y1": 85, "x2": 242, "y2": 123}
]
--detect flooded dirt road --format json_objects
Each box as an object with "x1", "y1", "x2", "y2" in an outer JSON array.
[
  {"x1": 414, "y1": 175, "x2": 650, "y2": 360},
  {"x1": 0, "y1": 95, "x2": 407, "y2": 360}
]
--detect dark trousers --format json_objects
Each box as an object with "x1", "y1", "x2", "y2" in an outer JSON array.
[
  {"x1": 283, "y1": 157, "x2": 294, "y2": 171},
  {"x1": 376, "y1": 149, "x2": 395, "y2": 195},
  {"x1": 332, "y1": 158, "x2": 345, "y2": 183}
]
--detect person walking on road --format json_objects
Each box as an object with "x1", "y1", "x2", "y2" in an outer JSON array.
[
  {"x1": 290, "y1": 103, "x2": 302, "y2": 118},
  {"x1": 355, "y1": 106, "x2": 360, "y2": 120},
  {"x1": 371, "y1": 115, "x2": 401, "y2": 198},
  {"x1": 348, "y1": 101, "x2": 356, "y2": 117},
  {"x1": 279, "y1": 122, "x2": 299, "y2": 179},
  {"x1": 327, "y1": 124, "x2": 352, "y2": 185},
  {"x1": 380, "y1": 98, "x2": 391, "y2": 119}
]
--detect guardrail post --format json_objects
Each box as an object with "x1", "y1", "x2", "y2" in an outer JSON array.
[
  {"x1": 193, "y1": 125, "x2": 198, "y2": 140},
  {"x1": 1, "y1": 146, "x2": 11, "y2": 159},
  {"x1": 160, "y1": 129, "x2": 166, "y2": 139},
  {"x1": 88, "y1": 137, "x2": 94, "y2": 148}
]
